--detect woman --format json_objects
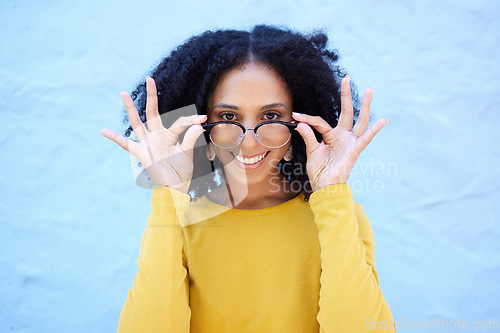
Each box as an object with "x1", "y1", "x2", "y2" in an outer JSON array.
[{"x1": 101, "y1": 25, "x2": 395, "y2": 332}]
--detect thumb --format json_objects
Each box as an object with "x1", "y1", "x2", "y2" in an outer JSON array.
[
  {"x1": 295, "y1": 123, "x2": 319, "y2": 155},
  {"x1": 181, "y1": 124, "x2": 206, "y2": 157}
]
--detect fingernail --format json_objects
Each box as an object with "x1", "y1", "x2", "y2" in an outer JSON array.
[
  {"x1": 385, "y1": 119, "x2": 389, "y2": 124},
  {"x1": 345, "y1": 75, "x2": 350, "y2": 82},
  {"x1": 292, "y1": 112, "x2": 302, "y2": 116}
]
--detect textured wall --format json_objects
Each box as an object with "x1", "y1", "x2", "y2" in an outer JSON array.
[{"x1": 1, "y1": 0, "x2": 499, "y2": 332}]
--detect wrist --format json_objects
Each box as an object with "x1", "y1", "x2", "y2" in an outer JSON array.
[
  {"x1": 165, "y1": 183, "x2": 190, "y2": 194},
  {"x1": 312, "y1": 181, "x2": 347, "y2": 192}
]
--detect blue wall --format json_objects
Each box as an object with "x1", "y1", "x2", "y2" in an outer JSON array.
[{"x1": 1, "y1": 0, "x2": 499, "y2": 332}]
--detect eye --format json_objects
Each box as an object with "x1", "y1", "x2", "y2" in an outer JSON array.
[
  {"x1": 219, "y1": 112, "x2": 238, "y2": 121},
  {"x1": 263, "y1": 112, "x2": 282, "y2": 121}
]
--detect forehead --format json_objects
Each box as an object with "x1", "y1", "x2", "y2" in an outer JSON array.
[{"x1": 208, "y1": 62, "x2": 291, "y2": 109}]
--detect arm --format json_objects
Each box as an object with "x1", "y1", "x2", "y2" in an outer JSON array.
[
  {"x1": 309, "y1": 184, "x2": 395, "y2": 332},
  {"x1": 354, "y1": 201, "x2": 379, "y2": 286},
  {"x1": 117, "y1": 186, "x2": 191, "y2": 333}
]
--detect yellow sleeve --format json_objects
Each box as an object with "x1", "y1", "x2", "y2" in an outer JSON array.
[
  {"x1": 354, "y1": 202, "x2": 379, "y2": 286},
  {"x1": 117, "y1": 186, "x2": 192, "y2": 333},
  {"x1": 308, "y1": 184, "x2": 395, "y2": 332}
]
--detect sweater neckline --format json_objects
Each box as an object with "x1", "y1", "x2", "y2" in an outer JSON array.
[{"x1": 197, "y1": 191, "x2": 306, "y2": 216}]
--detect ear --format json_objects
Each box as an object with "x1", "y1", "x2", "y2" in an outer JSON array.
[
  {"x1": 206, "y1": 142, "x2": 216, "y2": 161},
  {"x1": 283, "y1": 145, "x2": 293, "y2": 161}
]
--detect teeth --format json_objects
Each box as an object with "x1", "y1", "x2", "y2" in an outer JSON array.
[{"x1": 232, "y1": 152, "x2": 267, "y2": 164}]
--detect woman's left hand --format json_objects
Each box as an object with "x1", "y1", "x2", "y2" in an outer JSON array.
[{"x1": 292, "y1": 75, "x2": 388, "y2": 192}]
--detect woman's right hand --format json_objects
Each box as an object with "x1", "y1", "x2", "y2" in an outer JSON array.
[{"x1": 100, "y1": 76, "x2": 207, "y2": 194}]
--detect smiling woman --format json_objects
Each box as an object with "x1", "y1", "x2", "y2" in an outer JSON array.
[
  {"x1": 204, "y1": 62, "x2": 300, "y2": 209},
  {"x1": 100, "y1": 24, "x2": 395, "y2": 332}
]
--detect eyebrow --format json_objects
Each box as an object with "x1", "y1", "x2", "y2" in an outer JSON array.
[{"x1": 211, "y1": 102, "x2": 289, "y2": 111}]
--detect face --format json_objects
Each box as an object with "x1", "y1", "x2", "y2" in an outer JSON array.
[{"x1": 207, "y1": 62, "x2": 293, "y2": 187}]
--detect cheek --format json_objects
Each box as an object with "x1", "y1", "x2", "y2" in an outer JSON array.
[
  {"x1": 214, "y1": 147, "x2": 229, "y2": 161},
  {"x1": 268, "y1": 146, "x2": 289, "y2": 162}
]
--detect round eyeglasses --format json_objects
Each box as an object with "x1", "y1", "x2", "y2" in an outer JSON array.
[{"x1": 202, "y1": 120, "x2": 297, "y2": 149}]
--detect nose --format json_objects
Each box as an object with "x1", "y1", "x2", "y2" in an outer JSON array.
[{"x1": 239, "y1": 125, "x2": 261, "y2": 150}]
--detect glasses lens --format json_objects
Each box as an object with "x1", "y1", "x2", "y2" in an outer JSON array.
[
  {"x1": 256, "y1": 123, "x2": 291, "y2": 148},
  {"x1": 210, "y1": 123, "x2": 243, "y2": 148}
]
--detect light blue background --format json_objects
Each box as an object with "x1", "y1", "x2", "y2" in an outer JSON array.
[{"x1": 1, "y1": 0, "x2": 499, "y2": 332}]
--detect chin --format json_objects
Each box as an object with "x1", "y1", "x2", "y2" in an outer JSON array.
[{"x1": 220, "y1": 151, "x2": 284, "y2": 185}]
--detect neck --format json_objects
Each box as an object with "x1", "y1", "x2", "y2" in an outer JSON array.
[{"x1": 208, "y1": 169, "x2": 301, "y2": 210}]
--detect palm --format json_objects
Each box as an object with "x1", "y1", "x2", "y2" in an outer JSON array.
[
  {"x1": 100, "y1": 77, "x2": 207, "y2": 193},
  {"x1": 305, "y1": 128, "x2": 357, "y2": 188},
  {"x1": 134, "y1": 129, "x2": 194, "y2": 189},
  {"x1": 293, "y1": 76, "x2": 388, "y2": 191}
]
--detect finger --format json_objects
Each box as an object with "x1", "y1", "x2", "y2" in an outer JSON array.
[
  {"x1": 352, "y1": 87, "x2": 374, "y2": 135},
  {"x1": 100, "y1": 128, "x2": 140, "y2": 157},
  {"x1": 354, "y1": 119, "x2": 388, "y2": 153},
  {"x1": 294, "y1": 122, "x2": 320, "y2": 155},
  {"x1": 292, "y1": 112, "x2": 333, "y2": 135},
  {"x1": 180, "y1": 124, "x2": 206, "y2": 158},
  {"x1": 167, "y1": 114, "x2": 207, "y2": 139},
  {"x1": 121, "y1": 92, "x2": 147, "y2": 142},
  {"x1": 337, "y1": 75, "x2": 354, "y2": 130},
  {"x1": 145, "y1": 76, "x2": 163, "y2": 132}
]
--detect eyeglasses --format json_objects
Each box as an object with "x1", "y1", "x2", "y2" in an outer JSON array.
[{"x1": 202, "y1": 120, "x2": 297, "y2": 149}]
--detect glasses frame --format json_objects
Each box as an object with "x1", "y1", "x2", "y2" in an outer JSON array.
[{"x1": 202, "y1": 120, "x2": 298, "y2": 149}]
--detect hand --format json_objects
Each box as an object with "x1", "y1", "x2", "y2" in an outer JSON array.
[
  {"x1": 292, "y1": 75, "x2": 387, "y2": 192},
  {"x1": 100, "y1": 76, "x2": 207, "y2": 193}
]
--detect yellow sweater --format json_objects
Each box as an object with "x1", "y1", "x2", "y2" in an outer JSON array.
[{"x1": 117, "y1": 184, "x2": 395, "y2": 332}]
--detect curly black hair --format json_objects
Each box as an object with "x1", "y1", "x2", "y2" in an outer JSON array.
[{"x1": 122, "y1": 24, "x2": 360, "y2": 202}]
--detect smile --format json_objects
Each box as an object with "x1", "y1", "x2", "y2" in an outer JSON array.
[{"x1": 231, "y1": 151, "x2": 269, "y2": 165}]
